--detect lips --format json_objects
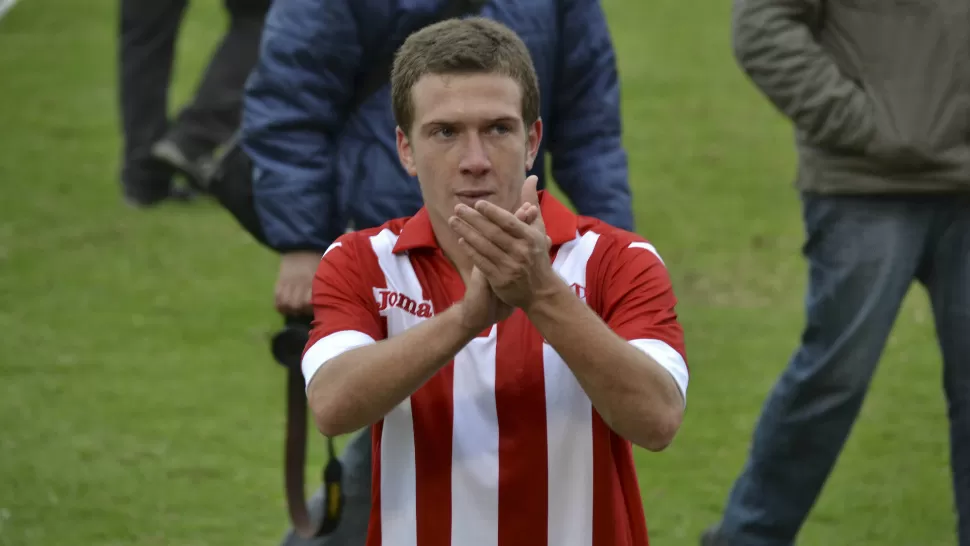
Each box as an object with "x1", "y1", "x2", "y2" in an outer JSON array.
[
  {"x1": 455, "y1": 191, "x2": 494, "y2": 206},
  {"x1": 455, "y1": 190, "x2": 493, "y2": 199}
]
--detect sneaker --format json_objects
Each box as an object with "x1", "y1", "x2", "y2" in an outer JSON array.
[{"x1": 150, "y1": 138, "x2": 210, "y2": 192}]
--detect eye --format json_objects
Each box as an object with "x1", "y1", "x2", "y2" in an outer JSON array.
[
  {"x1": 431, "y1": 126, "x2": 456, "y2": 139},
  {"x1": 488, "y1": 123, "x2": 512, "y2": 136}
]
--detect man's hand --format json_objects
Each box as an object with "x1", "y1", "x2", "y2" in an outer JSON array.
[
  {"x1": 449, "y1": 176, "x2": 561, "y2": 310},
  {"x1": 275, "y1": 251, "x2": 322, "y2": 315},
  {"x1": 455, "y1": 195, "x2": 543, "y2": 332}
]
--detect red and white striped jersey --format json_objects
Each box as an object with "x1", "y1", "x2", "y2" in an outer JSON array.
[{"x1": 302, "y1": 192, "x2": 688, "y2": 546}]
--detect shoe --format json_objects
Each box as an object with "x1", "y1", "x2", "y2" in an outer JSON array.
[{"x1": 150, "y1": 138, "x2": 211, "y2": 192}]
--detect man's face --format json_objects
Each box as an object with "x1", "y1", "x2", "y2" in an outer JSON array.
[{"x1": 396, "y1": 72, "x2": 542, "y2": 227}]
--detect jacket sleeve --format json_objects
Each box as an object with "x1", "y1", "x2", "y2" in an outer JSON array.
[
  {"x1": 240, "y1": 0, "x2": 362, "y2": 252},
  {"x1": 732, "y1": 0, "x2": 874, "y2": 152},
  {"x1": 546, "y1": 0, "x2": 635, "y2": 232}
]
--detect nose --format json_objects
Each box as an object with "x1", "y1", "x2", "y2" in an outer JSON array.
[{"x1": 458, "y1": 133, "x2": 491, "y2": 177}]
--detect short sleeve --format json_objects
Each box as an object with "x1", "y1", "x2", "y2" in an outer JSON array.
[
  {"x1": 594, "y1": 235, "x2": 689, "y2": 402},
  {"x1": 301, "y1": 233, "x2": 384, "y2": 388}
]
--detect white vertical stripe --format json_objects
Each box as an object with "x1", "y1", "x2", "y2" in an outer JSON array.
[
  {"x1": 545, "y1": 231, "x2": 599, "y2": 545},
  {"x1": 450, "y1": 326, "x2": 500, "y2": 546},
  {"x1": 380, "y1": 398, "x2": 417, "y2": 546},
  {"x1": 370, "y1": 229, "x2": 427, "y2": 546}
]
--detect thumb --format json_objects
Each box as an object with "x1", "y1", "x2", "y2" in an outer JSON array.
[{"x1": 520, "y1": 175, "x2": 540, "y2": 207}]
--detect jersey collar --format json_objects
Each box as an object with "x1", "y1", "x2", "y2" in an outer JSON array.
[{"x1": 393, "y1": 190, "x2": 579, "y2": 254}]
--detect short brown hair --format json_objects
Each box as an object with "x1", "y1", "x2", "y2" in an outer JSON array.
[{"x1": 390, "y1": 17, "x2": 541, "y2": 135}]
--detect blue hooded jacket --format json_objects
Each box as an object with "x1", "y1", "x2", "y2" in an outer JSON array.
[{"x1": 241, "y1": 0, "x2": 634, "y2": 252}]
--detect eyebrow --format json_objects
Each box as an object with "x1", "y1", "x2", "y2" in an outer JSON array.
[{"x1": 421, "y1": 116, "x2": 522, "y2": 129}]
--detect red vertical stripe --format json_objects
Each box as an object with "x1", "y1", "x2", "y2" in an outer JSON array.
[
  {"x1": 410, "y1": 364, "x2": 454, "y2": 546},
  {"x1": 366, "y1": 421, "x2": 383, "y2": 546},
  {"x1": 495, "y1": 314, "x2": 548, "y2": 546},
  {"x1": 592, "y1": 414, "x2": 619, "y2": 546}
]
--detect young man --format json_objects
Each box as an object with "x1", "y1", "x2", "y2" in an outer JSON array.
[
  {"x1": 301, "y1": 18, "x2": 688, "y2": 545},
  {"x1": 242, "y1": 2, "x2": 636, "y2": 544},
  {"x1": 703, "y1": 0, "x2": 970, "y2": 544}
]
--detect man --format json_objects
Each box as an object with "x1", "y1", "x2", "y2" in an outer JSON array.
[
  {"x1": 118, "y1": 0, "x2": 269, "y2": 206},
  {"x1": 239, "y1": 1, "x2": 635, "y2": 543},
  {"x1": 702, "y1": 1, "x2": 970, "y2": 544},
  {"x1": 301, "y1": 18, "x2": 688, "y2": 545}
]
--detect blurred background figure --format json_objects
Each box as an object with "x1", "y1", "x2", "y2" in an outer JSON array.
[
  {"x1": 702, "y1": 0, "x2": 970, "y2": 544},
  {"x1": 118, "y1": 0, "x2": 270, "y2": 207},
  {"x1": 238, "y1": 0, "x2": 635, "y2": 544}
]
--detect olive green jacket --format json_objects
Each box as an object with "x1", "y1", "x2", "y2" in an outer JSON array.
[{"x1": 732, "y1": 0, "x2": 970, "y2": 193}]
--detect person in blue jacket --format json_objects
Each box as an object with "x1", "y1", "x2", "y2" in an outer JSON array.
[{"x1": 239, "y1": 0, "x2": 634, "y2": 544}]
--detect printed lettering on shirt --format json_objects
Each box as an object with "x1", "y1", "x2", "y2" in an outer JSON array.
[{"x1": 373, "y1": 288, "x2": 434, "y2": 318}]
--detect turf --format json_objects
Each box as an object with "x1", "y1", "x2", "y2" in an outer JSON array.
[{"x1": 0, "y1": 0, "x2": 957, "y2": 544}]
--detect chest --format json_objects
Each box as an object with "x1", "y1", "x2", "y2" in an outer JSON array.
[{"x1": 369, "y1": 240, "x2": 595, "y2": 408}]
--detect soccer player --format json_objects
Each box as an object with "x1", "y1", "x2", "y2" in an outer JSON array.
[{"x1": 301, "y1": 17, "x2": 689, "y2": 545}]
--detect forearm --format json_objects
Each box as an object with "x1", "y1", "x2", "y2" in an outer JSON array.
[
  {"x1": 526, "y1": 280, "x2": 684, "y2": 451},
  {"x1": 732, "y1": 0, "x2": 874, "y2": 151},
  {"x1": 307, "y1": 304, "x2": 478, "y2": 436}
]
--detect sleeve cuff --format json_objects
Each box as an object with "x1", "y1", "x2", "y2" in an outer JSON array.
[
  {"x1": 302, "y1": 330, "x2": 377, "y2": 389},
  {"x1": 628, "y1": 339, "x2": 689, "y2": 404}
]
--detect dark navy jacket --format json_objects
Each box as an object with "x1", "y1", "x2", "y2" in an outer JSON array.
[{"x1": 241, "y1": 0, "x2": 633, "y2": 252}]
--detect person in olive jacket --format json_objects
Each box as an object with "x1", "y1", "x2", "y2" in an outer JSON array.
[{"x1": 703, "y1": 1, "x2": 970, "y2": 545}]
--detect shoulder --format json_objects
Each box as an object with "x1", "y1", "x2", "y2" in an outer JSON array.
[
  {"x1": 576, "y1": 217, "x2": 667, "y2": 269},
  {"x1": 320, "y1": 217, "x2": 412, "y2": 265}
]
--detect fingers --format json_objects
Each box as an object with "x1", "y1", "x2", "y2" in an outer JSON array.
[
  {"x1": 453, "y1": 203, "x2": 522, "y2": 253},
  {"x1": 457, "y1": 236, "x2": 501, "y2": 278},
  {"x1": 275, "y1": 283, "x2": 312, "y2": 315},
  {"x1": 449, "y1": 215, "x2": 510, "y2": 266},
  {"x1": 514, "y1": 202, "x2": 539, "y2": 224},
  {"x1": 467, "y1": 200, "x2": 535, "y2": 241}
]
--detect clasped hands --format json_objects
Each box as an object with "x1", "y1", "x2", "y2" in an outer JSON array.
[{"x1": 448, "y1": 176, "x2": 563, "y2": 332}]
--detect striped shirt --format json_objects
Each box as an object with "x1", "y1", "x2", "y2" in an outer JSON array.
[{"x1": 302, "y1": 191, "x2": 689, "y2": 546}]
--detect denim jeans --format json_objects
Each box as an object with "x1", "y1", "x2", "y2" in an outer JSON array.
[
  {"x1": 280, "y1": 427, "x2": 373, "y2": 546},
  {"x1": 714, "y1": 193, "x2": 970, "y2": 545}
]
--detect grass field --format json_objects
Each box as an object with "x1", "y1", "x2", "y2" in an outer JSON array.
[{"x1": 0, "y1": 0, "x2": 958, "y2": 545}]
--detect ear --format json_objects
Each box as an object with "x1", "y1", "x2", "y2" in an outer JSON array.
[
  {"x1": 396, "y1": 126, "x2": 418, "y2": 177},
  {"x1": 524, "y1": 117, "x2": 543, "y2": 171}
]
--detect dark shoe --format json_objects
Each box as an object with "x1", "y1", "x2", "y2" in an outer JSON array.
[{"x1": 150, "y1": 138, "x2": 212, "y2": 192}]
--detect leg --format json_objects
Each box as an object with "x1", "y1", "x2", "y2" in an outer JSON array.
[
  {"x1": 280, "y1": 427, "x2": 373, "y2": 546},
  {"x1": 118, "y1": 0, "x2": 189, "y2": 205},
  {"x1": 922, "y1": 196, "x2": 970, "y2": 545},
  {"x1": 706, "y1": 194, "x2": 930, "y2": 546},
  {"x1": 160, "y1": 0, "x2": 270, "y2": 160}
]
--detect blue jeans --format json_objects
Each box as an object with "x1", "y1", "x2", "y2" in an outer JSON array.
[
  {"x1": 279, "y1": 427, "x2": 373, "y2": 546},
  {"x1": 714, "y1": 193, "x2": 970, "y2": 545}
]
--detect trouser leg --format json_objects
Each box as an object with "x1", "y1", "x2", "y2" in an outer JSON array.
[
  {"x1": 164, "y1": 0, "x2": 270, "y2": 158},
  {"x1": 922, "y1": 196, "x2": 970, "y2": 546},
  {"x1": 118, "y1": 0, "x2": 187, "y2": 202},
  {"x1": 713, "y1": 194, "x2": 931, "y2": 545}
]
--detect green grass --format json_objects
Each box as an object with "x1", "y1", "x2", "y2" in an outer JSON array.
[{"x1": 0, "y1": 0, "x2": 956, "y2": 544}]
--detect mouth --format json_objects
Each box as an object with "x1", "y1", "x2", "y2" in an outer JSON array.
[{"x1": 454, "y1": 190, "x2": 494, "y2": 206}]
